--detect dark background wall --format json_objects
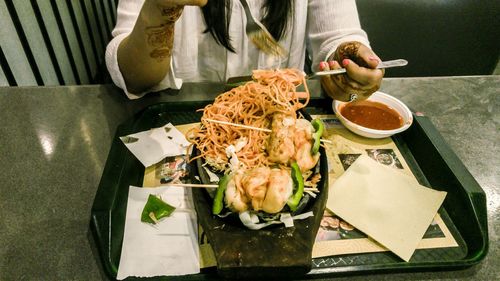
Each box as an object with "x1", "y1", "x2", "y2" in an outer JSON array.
[
  {"x1": 356, "y1": 0, "x2": 500, "y2": 77},
  {"x1": 0, "y1": 0, "x2": 499, "y2": 86}
]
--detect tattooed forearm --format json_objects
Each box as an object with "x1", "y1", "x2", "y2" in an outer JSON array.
[{"x1": 145, "y1": 23, "x2": 175, "y2": 61}]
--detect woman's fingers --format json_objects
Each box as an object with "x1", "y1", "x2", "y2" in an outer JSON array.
[
  {"x1": 323, "y1": 57, "x2": 381, "y2": 90},
  {"x1": 326, "y1": 59, "x2": 365, "y2": 91},
  {"x1": 319, "y1": 61, "x2": 329, "y2": 71},
  {"x1": 319, "y1": 60, "x2": 353, "y2": 101},
  {"x1": 343, "y1": 58, "x2": 383, "y2": 100},
  {"x1": 343, "y1": 58, "x2": 384, "y2": 87},
  {"x1": 319, "y1": 59, "x2": 380, "y2": 101},
  {"x1": 357, "y1": 44, "x2": 380, "y2": 69},
  {"x1": 346, "y1": 44, "x2": 385, "y2": 90}
]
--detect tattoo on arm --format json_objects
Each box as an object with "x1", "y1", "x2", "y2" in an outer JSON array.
[
  {"x1": 145, "y1": 24, "x2": 175, "y2": 61},
  {"x1": 142, "y1": 5, "x2": 183, "y2": 62}
]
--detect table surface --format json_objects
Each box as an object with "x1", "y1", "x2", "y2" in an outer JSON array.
[{"x1": 0, "y1": 76, "x2": 498, "y2": 280}]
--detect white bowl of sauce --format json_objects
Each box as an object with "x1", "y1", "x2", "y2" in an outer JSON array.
[{"x1": 332, "y1": 91, "x2": 413, "y2": 138}]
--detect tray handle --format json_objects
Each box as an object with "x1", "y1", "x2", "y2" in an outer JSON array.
[{"x1": 402, "y1": 115, "x2": 488, "y2": 264}]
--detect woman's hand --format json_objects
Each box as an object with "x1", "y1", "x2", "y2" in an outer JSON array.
[{"x1": 319, "y1": 41, "x2": 384, "y2": 102}]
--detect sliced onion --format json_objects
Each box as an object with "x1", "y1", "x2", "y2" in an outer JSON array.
[
  {"x1": 238, "y1": 211, "x2": 315, "y2": 230},
  {"x1": 202, "y1": 165, "x2": 220, "y2": 183},
  {"x1": 280, "y1": 213, "x2": 294, "y2": 227}
]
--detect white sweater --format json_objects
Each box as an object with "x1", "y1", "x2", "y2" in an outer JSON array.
[{"x1": 106, "y1": 0, "x2": 369, "y2": 99}]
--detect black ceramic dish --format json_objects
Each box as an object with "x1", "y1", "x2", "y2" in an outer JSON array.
[{"x1": 189, "y1": 113, "x2": 329, "y2": 279}]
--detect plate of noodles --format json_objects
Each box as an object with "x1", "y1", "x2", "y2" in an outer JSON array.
[{"x1": 186, "y1": 69, "x2": 329, "y2": 278}]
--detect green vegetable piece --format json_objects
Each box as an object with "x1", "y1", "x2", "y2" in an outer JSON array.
[
  {"x1": 287, "y1": 162, "x2": 305, "y2": 212},
  {"x1": 311, "y1": 118, "x2": 325, "y2": 155},
  {"x1": 141, "y1": 194, "x2": 176, "y2": 224},
  {"x1": 213, "y1": 174, "x2": 231, "y2": 215}
]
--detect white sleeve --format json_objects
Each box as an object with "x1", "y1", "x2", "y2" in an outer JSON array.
[
  {"x1": 105, "y1": 0, "x2": 182, "y2": 100},
  {"x1": 306, "y1": 0, "x2": 371, "y2": 71}
]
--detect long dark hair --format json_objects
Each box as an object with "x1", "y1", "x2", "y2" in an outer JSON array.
[{"x1": 201, "y1": 0, "x2": 293, "y2": 52}]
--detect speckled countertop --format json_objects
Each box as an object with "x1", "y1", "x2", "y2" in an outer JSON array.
[{"x1": 0, "y1": 76, "x2": 498, "y2": 280}]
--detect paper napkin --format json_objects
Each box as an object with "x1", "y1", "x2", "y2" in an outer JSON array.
[
  {"x1": 117, "y1": 186, "x2": 199, "y2": 280},
  {"x1": 120, "y1": 123, "x2": 190, "y2": 167},
  {"x1": 327, "y1": 155, "x2": 447, "y2": 261}
]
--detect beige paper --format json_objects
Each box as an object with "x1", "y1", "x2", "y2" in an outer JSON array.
[{"x1": 327, "y1": 155, "x2": 447, "y2": 261}]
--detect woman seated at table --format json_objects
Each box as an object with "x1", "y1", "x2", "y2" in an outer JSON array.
[{"x1": 106, "y1": 0, "x2": 384, "y2": 101}]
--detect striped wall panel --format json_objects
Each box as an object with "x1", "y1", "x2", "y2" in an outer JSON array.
[
  {"x1": 55, "y1": 0, "x2": 91, "y2": 84},
  {"x1": 37, "y1": 0, "x2": 77, "y2": 85},
  {"x1": 0, "y1": 0, "x2": 117, "y2": 86},
  {"x1": 0, "y1": 68, "x2": 7, "y2": 87},
  {"x1": 94, "y1": 0, "x2": 111, "y2": 47},
  {"x1": 0, "y1": 0, "x2": 38, "y2": 86},
  {"x1": 0, "y1": 46, "x2": 10, "y2": 86},
  {"x1": 110, "y1": 0, "x2": 117, "y2": 26},
  {"x1": 68, "y1": 0, "x2": 98, "y2": 81},
  {"x1": 102, "y1": 0, "x2": 114, "y2": 38}
]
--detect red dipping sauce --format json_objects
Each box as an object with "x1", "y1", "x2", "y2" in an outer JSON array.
[{"x1": 340, "y1": 100, "x2": 403, "y2": 130}]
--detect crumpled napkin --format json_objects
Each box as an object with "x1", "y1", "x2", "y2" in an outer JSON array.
[
  {"x1": 120, "y1": 123, "x2": 190, "y2": 167},
  {"x1": 116, "y1": 186, "x2": 199, "y2": 280},
  {"x1": 327, "y1": 155, "x2": 447, "y2": 262}
]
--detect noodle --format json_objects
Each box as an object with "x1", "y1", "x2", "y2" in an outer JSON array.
[{"x1": 187, "y1": 68, "x2": 310, "y2": 172}]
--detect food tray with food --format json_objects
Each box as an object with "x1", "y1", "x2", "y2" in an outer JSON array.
[
  {"x1": 181, "y1": 70, "x2": 330, "y2": 278},
  {"x1": 91, "y1": 98, "x2": 487, "y2": 280}
]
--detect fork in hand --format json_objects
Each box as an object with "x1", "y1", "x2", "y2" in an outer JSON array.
[{"x1": 239, "y1": 0, "x2": 287, "y2": 58}]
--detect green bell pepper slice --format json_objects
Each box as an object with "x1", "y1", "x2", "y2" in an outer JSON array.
[
  {"x1": 213, "y1": 174, "x2": 231, "y2": 215},
  {"x1": 287, "y1": 162, "x2": 304, "y2": 212},
  {"x1": 311, "y1": 118, "x2": 324, "y2": 155},
  {"x1": 141, "y1": 194, "x2": 176, "y2": 224}
]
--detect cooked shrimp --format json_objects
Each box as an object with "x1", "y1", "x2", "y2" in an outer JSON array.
[
  {"x1": 241, "y1": 166, "x2": 271, "y2": 211},
  {"x1": 225, "y1": 171, "x2": 249, "y2": 212},
  {"x1": 295, "y1": 141, "x2": 320, "y2": 172},
  {"x1": 293, "y1": 118, "x2": 314, "y2": 148},
  {"x1": 267, "y1": 113, "x2": 296, "y2": 164},
  {"x1": 262, "y1": 168, "x2": 293, "y2": 214}
]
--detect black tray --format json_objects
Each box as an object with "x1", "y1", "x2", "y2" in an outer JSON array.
[{"x1": 90, "y1": 100, "x2": 488, "y2": 280}]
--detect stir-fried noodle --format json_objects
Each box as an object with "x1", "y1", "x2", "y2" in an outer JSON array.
[{"x1": 187, "y1": 69, "x2": 310, "y2": 171}]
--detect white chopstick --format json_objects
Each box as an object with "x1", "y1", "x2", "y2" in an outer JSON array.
[{"x1": 204, "y1": 118, "x2": 272, "y2": 132}]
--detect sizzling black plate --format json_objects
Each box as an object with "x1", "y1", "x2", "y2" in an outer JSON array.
[{"x1": 190, "y1": 112, "x2": 329, "y2": 279}]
